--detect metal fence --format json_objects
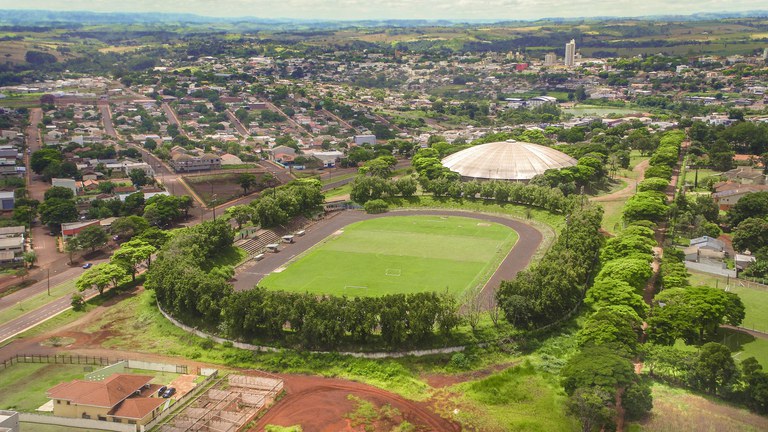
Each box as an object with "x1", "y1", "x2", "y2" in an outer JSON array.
[{"x1": 0, "y1": 354, "x2": 188, "y2": 374}]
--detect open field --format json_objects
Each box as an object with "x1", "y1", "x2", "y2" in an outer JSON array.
[
  {"x1": 260, "y1": 215, "x2": 518, "y2": 297},
  {"x1": 184, "y1": 171, "x2": 274, "y2": 206},
  {"x1": 0, "y1": 363, "x2": 89, "y2": 411},
  {"x1": 445, "y1": 363, "x2": 577, "y2": 431},
  {"x1": 600, "y1": 200, "x2": 626, "y2": 233},
  {"x1": 564, "y1": 104, "x2": 644, "y2": 116},
  {"x1": 632, "y1": 383, "x2": 768, "y2": 432}
]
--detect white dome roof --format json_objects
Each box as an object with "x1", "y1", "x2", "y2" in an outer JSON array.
[{"x1": 441, "y1": 140, "x2": 577, "y2": 181}]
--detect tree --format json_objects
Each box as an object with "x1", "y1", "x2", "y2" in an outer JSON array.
[
  {"x1": 136, "y1": 227, "x2": 171, "y2": 249},
  {"x1": 623, "y1": 381, "x2": 653, "y2": 420},
  {"x1": 22, "y1": 251, "x2": 37, "y2": 269},
  {"x1": 12, "y1": 206, "x2": 36, "y2": 226},
  {"x1": 225, "y1": 205, "x2": 254, "y2": 229},
  {"x1": 38, "y1": 198, "x2": 78, "y2": 230},
  {"x1": 561, "y1": 346, "x2": 636, "y2": 395},
  {"x1": 128, "y1": 169, "x2": 149, "y2": 187},
  {"x1": 237, "y1": 173, "x2": 258, "y2": 195},
  {"x1": 623, "y1": 192, "x2": 668, "y2": 223},
  {"x1": 44, "y1": 186, "x2": 74, "y2": 201},
  {"x1": 110, "y1": 215, "x2": 150, "y2": 240},
  {"x1": 76, "y1": 263, "x2": 127, "y2": 295},
  {"x1": 690, "y1": 342, "x2": 739, "y2": 396},
  {"x1": 732, "y1": 217, "x2": 768, "y2": 253},
  {"x1": 647, "y1": 286, "x2": 745, "y2": 344},
  {"x1": 122, "y1": 192, "x2": 146, "y2": 215},
  {"x1": 64, "y1": 237, "x2": 81, "y2": 264},
  {"x1": 30, "y1": 148, "x2": 62, "y2": 174},
  {"x1": 76, "y1": 225, "x2": 109, "y2": 253},
  {"x1": 566, "y1": 387, "x2": 615, "y2": 432},
  {"x1": 111, "y1": 239, "x2": 156, "y2": 281},
  {"x1": 729, "y1": 192, "x2": 768, "y2": 226},
  {"x1": 361, "y1": 155, "x2": 397, "y2": 178}
]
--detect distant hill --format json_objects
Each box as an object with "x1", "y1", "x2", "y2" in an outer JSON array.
[{"x1": 0, "y1": 8, "x2": 766, "y2": 28}]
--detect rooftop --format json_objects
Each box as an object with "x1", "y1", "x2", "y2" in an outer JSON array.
[{"x1": 47, "y1": 374, "x2": 153, "y2": 408}]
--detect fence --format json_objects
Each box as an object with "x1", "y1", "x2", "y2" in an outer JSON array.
[
  {"x1": 0, "y1": 354, "x2": 189, "y2": 374},
  {"x1": 20, "y1": 412, "x2": 136, "y2": 432},
  {"x1": 0, "y1": 354, "x2": 112, "y2": 371}
]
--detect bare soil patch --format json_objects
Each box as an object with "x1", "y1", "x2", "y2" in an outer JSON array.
[{"x1": 251, "y1": 375, "x2": 460, "y2": 432}]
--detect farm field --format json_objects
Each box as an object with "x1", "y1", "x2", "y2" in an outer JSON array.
[{"x1": 259, "y1": 215, "x2": 518, "y2": 297}]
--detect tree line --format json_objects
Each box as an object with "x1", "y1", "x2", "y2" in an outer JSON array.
[{"x1": 496, "y1": 204, "x2": 604, "y2": 330}]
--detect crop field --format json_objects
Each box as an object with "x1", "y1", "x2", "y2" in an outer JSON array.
[{"x1": 259, "y1": 215, "x2": 518, "y2": 297}]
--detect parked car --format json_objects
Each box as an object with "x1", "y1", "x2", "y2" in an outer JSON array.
[
  {"x1": 157, "y1": 386, "x2": 167, "y2": 397},
  {"x1": 82, "y1": 263, "x2": 92, "y2": 269},
  {"x1": 162, "y1": 387, "x2": 176, "y2": 398}
]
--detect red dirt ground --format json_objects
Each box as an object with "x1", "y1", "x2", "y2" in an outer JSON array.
[{"x1": 251, "y1": 374, "x2": 460, "y2": 432}]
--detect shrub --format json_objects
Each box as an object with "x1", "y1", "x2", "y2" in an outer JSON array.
[{"x1": 364, "y1": 199, "x2": 388, "y2": 214}]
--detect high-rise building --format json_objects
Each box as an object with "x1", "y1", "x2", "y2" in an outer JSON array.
[
  {"x1": 544, "y1": 52, "x2": 557, "y2": 66},
  {"x1": 565, "y1": 39, "x2": 576, "y2": 67}
]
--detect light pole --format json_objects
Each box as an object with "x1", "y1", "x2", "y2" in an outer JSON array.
[{"x1": 47, "y1": 268, "x2": 50, "y2": 296}]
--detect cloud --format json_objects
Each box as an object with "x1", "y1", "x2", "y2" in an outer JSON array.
[{"x1": 0, "y1": 0, "x2": 765, "y2": 20}]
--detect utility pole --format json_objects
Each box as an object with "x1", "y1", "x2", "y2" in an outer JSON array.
[{"x1": 47, "y1": 268, "x2": 50, "y2": 296}]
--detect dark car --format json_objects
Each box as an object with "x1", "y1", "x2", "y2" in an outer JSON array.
[
  {"x1": 157, "y1": 385, "x2": 167, "y2": 396},
  {"x1": 162, "y1": 387, "x2": 176, "y2": 398},
  {"x1": 82, "y1": 263, "x2": 92, "y2": 269}
]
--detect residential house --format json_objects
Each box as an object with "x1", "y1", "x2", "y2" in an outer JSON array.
[
  {"x1": 353, "y1": 134, "x2": 377, "y2": 146},
  {"x1": 0, "y1": 192, "x2": 13, "y2": 211},
  {"x1": 713, "y1": 185, "x2": 768, "y2": 210},
  {"x1": 61, "y1": 220, "x2": 100, "y2": 239},
  {"x1": 51, "y1": 178, "x2": 79, "y2": 195},
  {"x1": 47, "y1": 374, "x2": 166, "y2": 426},
  {"x1": 690, "y1": 236, "x2": 725, "y2": 252},
  {"x1": 735, "y1": 253, "x2": 757, "y2": 270},
  {"x1": 169, "y1": 152, "x2": 221, "y2": 173}
]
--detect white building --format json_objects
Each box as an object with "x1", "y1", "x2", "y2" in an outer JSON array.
[
  {"x1": 565, "y1": 39, "x2": 576, "y2": 68},
  {"x1": 544, "y1": 52, "x2": 557, "y2": 66}
]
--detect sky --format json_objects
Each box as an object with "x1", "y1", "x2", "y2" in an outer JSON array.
[{"x1": 0, "y1": 0, "x2": 765, "y2": 20}]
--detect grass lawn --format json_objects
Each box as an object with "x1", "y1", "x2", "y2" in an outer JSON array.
[
  {"x1": 448, "y1": 362, "x2": 578, "y2": 431},
  {"x1": 599, "y1": 199, "x2": 626, "y2": 234},
  {"x1": 0, "y1": 279, "x2": 78, "y2": 324},
  {"x1": 616, "y1": 150, "x2": 649, "y2": 180},
  {"x1": 260, "y1": 215, "x2": 518, "y2": 297},
  {"x1": 682, "y1": 167, "x2": 722, "y2": 191},
  {"x1": 632, "y1": 383, "x2": 768, "y2": 432},
  {"x1": 0, "y1": 363, "x2": 89, "y2": 411}
]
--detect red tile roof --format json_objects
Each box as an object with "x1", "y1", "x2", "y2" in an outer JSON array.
[
  {"x1": 47, "y1": 374, "x2": 153, "y2": 408},
  {"x1": 110, "y1": 397, "x2": 166, "y2": 420}
]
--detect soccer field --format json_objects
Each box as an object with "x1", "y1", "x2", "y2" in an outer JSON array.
[{"x1": 259, "y1": 215, "x2": 519, "y2": 297}]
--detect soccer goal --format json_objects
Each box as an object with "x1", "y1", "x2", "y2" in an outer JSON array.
[{"x1": 385, "y1": 268, "x2": 402, "y2": 277}]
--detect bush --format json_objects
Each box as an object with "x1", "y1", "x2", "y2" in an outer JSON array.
[
  {"x1": 71, "y1": 293, "x2": 85, "y2": 311},
  {"x1": 364, "y1": 199, "x2": 389, "y2": 214}
]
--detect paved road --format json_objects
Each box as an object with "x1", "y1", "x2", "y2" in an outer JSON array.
[
  {"x1": 225, "y1": 109, "x2": 250, "y2": 136},
  {"x1": 161, "y1": 102, "x2": 188, "y2": 137},
  {"x1": 0, "y1": 285, "x2": 100, "y2": 344},
  {"x1": 233, "y1": 209, "x2": 543, "y2": 305},
  {"x1": 98, "y1": 101, "x2": 117, "y2": 138}
]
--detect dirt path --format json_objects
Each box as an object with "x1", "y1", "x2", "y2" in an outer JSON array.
[
  {"x1": 422, "y1": 361, "x2": 520, "y2": 388},
  {"x1": 251, "y1": 374, "x2": 460, "y2": 432},
  {"x1": 590, "y1": 159, "x2": 649, "y2": 203}
]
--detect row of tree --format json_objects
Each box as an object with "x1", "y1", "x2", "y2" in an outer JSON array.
[
  {"x1": 496, "y1": 205, "x2": 604, "y2": 329},
  {"x1": 223, "y1": 288, "x2": 461, "y2": 349},
  {"x1": 562, "y1": 223, "x2": 658, "y2": 430}
]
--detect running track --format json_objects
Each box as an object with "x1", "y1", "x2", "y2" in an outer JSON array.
[{"x1": 233, "y1": 209, "x2": 544, "y2": 305}]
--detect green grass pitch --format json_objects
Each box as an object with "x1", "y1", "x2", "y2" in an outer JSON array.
[{"x1": 259, "y1": 215, "x2": 518, "y2": 297}]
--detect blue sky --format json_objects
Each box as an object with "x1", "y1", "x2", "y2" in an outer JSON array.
[{"x1": 0, "y1": 0, "x2": 764, "y2": 20}]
